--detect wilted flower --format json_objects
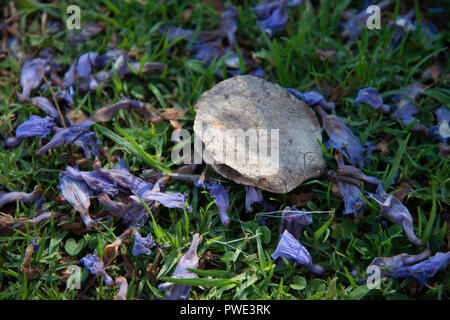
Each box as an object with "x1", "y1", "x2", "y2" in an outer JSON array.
[
  {"x1": 97, "y1": 193, "x2": 129, "y2": 218},
  {"x1": 122, "y1": 197, "x2": 150, "y2": 228},
  {"x1": 391, "y1": 83, "x2": 428, "y2": 133},
  {"x1": 71, "y1": 129, "x2": 102, "y2": 159},
  {"x1": 79, "y1": 253, "x2": 114, "y2": 286},
  {"x1": 316, "y1": 106, "x2": 366, "y2": 167},
  {"x1": 369, "y1": 250, "x2": 431, "y2": 277},
  {"x1": 252, "y1": 0, "x2": 303, "y2": 36},
  {"x1": 19, "y1": 58, "x2": 47, "y2": 102},
  {"x1": 64, "y1": 165, "x2": 118, "y2": 196},
  {"x1": 6, "y1": 115, "x2": 55, "y2": 147},
  {"x1": 36, "y1": 121, "x2": 98, "y2": 158},
  {"x1": 77, "y1": 52, "x2": 100, "y2": 76},
  {"x1": 353, "y1": 87, "x2": 390, "y2": 113},
  {"x1": 280, "y1": 207, "x2": 313, "y2": 239},
  {"x1": 369, "y1": 250, "x2": 450, "y2": 285},
  {"x1": 272, "y1": 230, "x2": 324, "y2": 274},
  {"x1": 196, "y1": 180, "x2": 230, "y2": 226},
  {"x1": 68, "y1": 22, "x2": 102, "y2": 44},
  {"x1": 369, "y1": 184, "x2": 423, "y2": 246},
  {"x1": 160, "y1": 4, "x2": 239, "y2": 67},
  {"x1": 30, "y1": 96, "x2": 60, "y2": 119},
  {"x1": 59, "y1": 174, "x2": 93, "y2": 229},
  {"x1": 245, "y1": 185, "x2": 265, "y2": 213},
  {"x1": 286, "y1": 88, "x2": 335, "y2": 112},
  {"x1": 132, "y1": 230, "x2": 156, "y2": 256},
  {"x1": 114, "y1": 276, "x2": 128, "y2": 300},
  {"x1": 428, "y1": 106, "x2": 450, "y2": 144},
  {"x1": 92, "y1": 160, "x2": 153, "y2": 196},
  {"x1": 0, "y1": 188, "x2": 43, "y2": 209},
  {"x1": 158, "y1": 233, "x2": 202, "y2": 300},
  {"x1": 407, "y1": 252, "x2": 450, "y2": 285},
  {"x1": 141, "y1": 190, "x2": 191, "y2": 211}
]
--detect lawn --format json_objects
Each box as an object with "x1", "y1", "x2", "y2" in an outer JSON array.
[{"x1": 0, "y1": 0, "x2": 448, "y2": 300}]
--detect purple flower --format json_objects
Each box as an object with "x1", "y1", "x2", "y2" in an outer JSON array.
[
  {"x1": 245, "y1": 185, "x2": 265, "y2": 213},
  {"x1": 64, "y1": 166, "x2": 118, "y2": 196},
  {"x1": 0, "y1": 188, "x2": 42, "y2": 209},
  {"x1": 141, "y1": 190, "x2": 191, "y2": 211},
  {"x1": 252, "y1": 0, "x2": 303, "y2": 14},
  {"x1": 62, "y1": 63, "x2": 76, "y2": 89},
  {"x1": 79, "y1": 253, "x2": 114, "y2": 286},
  {"x1": 160, "y1": 5, "x2": 238, "y2": 67},
  {"x1": 76, "y1": 52, "x2": 99, "y2": 78},
  {"x1": 286, "y1": 88, "x2": 335, "y2": 112},
  {"x1": 71, "y1": 129, "x2": 102, "y2": 159},
  {"x1": 68, "y1": 22, "x2": 101, "y2": 44},
  {"x1": 353, "y1": 88, "x2": 390, "y2": 113},
  {"x1": 92, "y1": 161, "x2": 153, "y2": 196},
  {"x1": 197, "y1": 180, "x2": 230, "y2": 226},
  {"x1": 30, "y1": 96, "x2": 60, "y2": 119},
  {"x1": 19, "y1": 58, "x2": 47, "y2": 102},
  {"x1": 253, "y1": 0, "x2": 303, "y2": 36},
  {"x1": 428, "y1": 106, "x2": 450, "y2": 144},
  {"x1": 158, "y1": 233, "x2": 202, "y2": 300},
  {"x1": 36, "y1": 121, "x2": 97, "y2": 158},
  {"x1": 369, "y1": 251, "x2": 450, "y2": 285},
  {"x1": 59, "y1": 174, "x2": 93, "y2": 229},
  {"x1": 272, "y1": 230, "x2": 324, "y2": 274},
  {"x1": 316, "y1": 106, "x2": 366, "y2": 167},
  {"x1": 334, "y1": 179, "x2": 366, "y2": 216},
  {"x1": 6, "y1": 115, "x2": 55, "y2": 147},
  {"x1": 132, "y1": 231, "x2": 156, "y2": 256},
  {"x1": 122, "y1": 197, "x2": 149, "y2": 228},
  {"x1": 369, "y1": 184, "x2": 423, "y2": 246},
  {"x1": 408, "y1": 252, "x2": 450, "y2": 285},
  {"x1": 280, "y1": 207, "x2": 313, "y2": 239},
  {"x1": 391, "y1": 83, "x2": 428, "y2": 133},
  {"x1": 257, "y1": 0, "x2": 289, "y2": 36},
  {"x1": 369, "y1": 250, "x2": 431, "y2": 277}
]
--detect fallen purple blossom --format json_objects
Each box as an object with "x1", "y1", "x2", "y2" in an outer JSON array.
[
  {"x1": 64, "y1": 166, "x2": 118, "y2": 196},
  {"x1": 59, "y1": 174, "x2": 93, "y2": 229},
  {"x1": 132, "y1": 230, "x2": 156, "y2": 256},
  {"x1": 79, "y1": 253, "x2": 114, "y2": 286},
  {"x1": 369, "y1": 184, "x2": 423, "y2": 246},
  {"x1": 353, "y1": 87, "x2": 390, "y2": 113},
  {"x1": 196, "y1": 180, "x2": 230, "y2": 226},
  {"x1": 316, "y1": 106, "x2": 366, "y2": 167},
  {"x1": 6, "y1": 115, "x2": 55, "y2": 147},
  {"x1": 19, "y1": 58, "x2": 47, "y2": 102},
  {"x1": 30, "y1": 96, "x2": 60, "y2": 119},
  {"x1": 286, "y1": 88, "x2": 335, "y2": 112},
  {"x1": 272, "y1": 230, "x2": 324, "y2": 274},
  {"x1": 280, "y1": 207, "x2": 313, "y2": 239},
  {"x1": 158, "y1": 233, "x2": 202, "y2": 300}
]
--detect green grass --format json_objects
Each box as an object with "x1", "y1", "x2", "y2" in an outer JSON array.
[{"x1": 0, "y1": 0, "x2": 449, "y2": 300}]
